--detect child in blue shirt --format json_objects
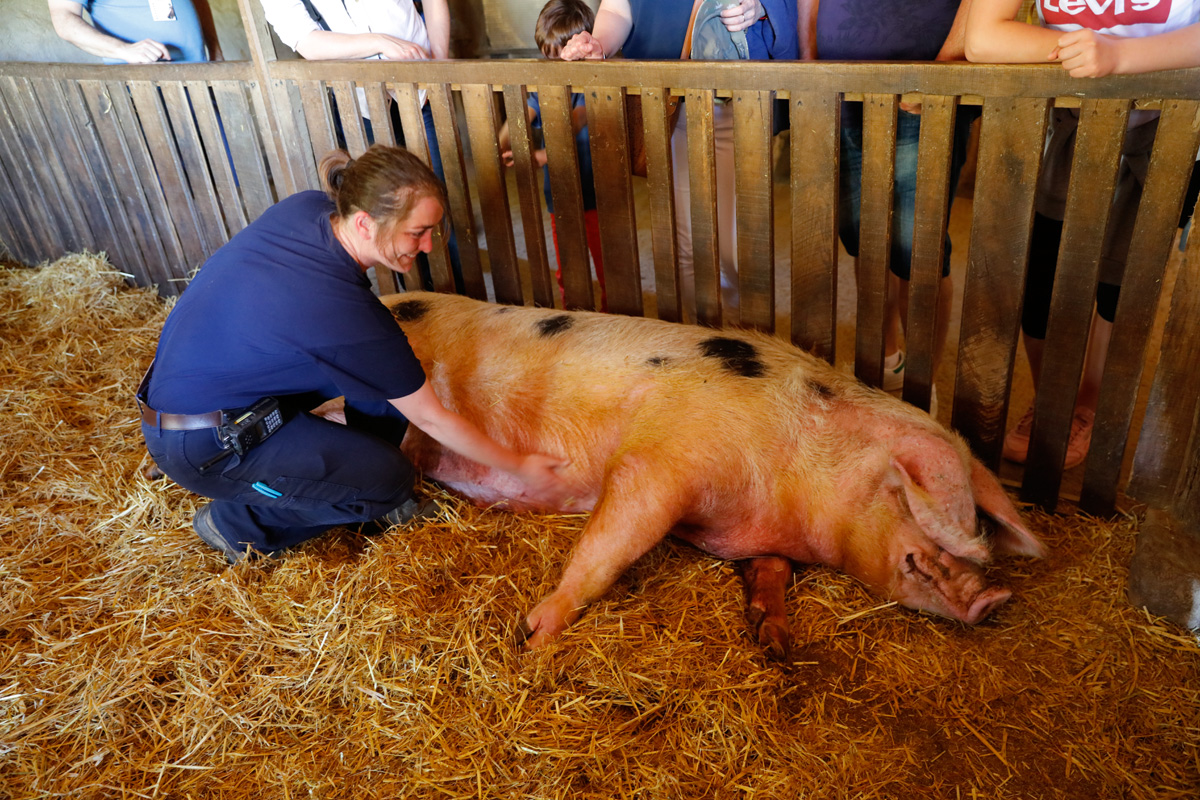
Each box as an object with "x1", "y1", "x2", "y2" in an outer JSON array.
[{"x1": 501, "y1": 0, "x2": 606, "y2": 310}]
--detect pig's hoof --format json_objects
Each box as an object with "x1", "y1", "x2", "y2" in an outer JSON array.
[
  {"x1": 513, "y1": 617, "x2": 535, "y2": 648},
  {"x1": 757, "y1": 620, "x2": 791, "y2": 662}
]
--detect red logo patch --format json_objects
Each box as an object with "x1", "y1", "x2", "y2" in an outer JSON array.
[{"x1": 1041, "y1": 0, "x2": 1171, "y2": 27}]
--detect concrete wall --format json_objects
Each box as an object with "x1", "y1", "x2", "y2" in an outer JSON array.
[{"x1": 0, "y1": 0, "x2": 595, "y2": 64}]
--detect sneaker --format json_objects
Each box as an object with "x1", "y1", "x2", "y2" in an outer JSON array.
[
  {"x1": 193, "y1": 502, "x2": 248, "y2": 564},
  {"x1": 1002, "y1": 404, "x2": 1035, "y2": 464},
  {"x1": 1063, "y1": 407, "x2": 1095, "y2": 470},
  {"x1": 381, "y1": 496, "x2": 442, "y2": 529},
  {"x1": 883, "y1": 350, "x2": 905, "y2": 392}
]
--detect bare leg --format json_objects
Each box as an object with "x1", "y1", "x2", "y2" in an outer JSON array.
[
  {"x1": 1075, "y1": 313, "x2": 1112, "y2": 412},
  {"x1": 738, "y1": 556, "x2": 793, "y2": 661}
]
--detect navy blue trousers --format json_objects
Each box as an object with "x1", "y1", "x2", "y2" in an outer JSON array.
[{"x1": 143, "y1": 412, "x2": 415, "y2": 555}]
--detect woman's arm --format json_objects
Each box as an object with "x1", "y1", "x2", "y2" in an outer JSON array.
[
  {"x1": 1052, "y1": 22, "x2": 1200, "y2": 77},
  {"x1": 964, "y1": 0, "x2": 1059, "y2": 63},
  {"x1": 559, "y1": 0, "x2": 633, "y2": 60},
  {"x1": 295, "y1": 29, "x2": 429, "y2": 60},
  {"x1": 47, "y1": 0, "x2": 171, "y2": 62},
  {"x1": 422, "y1": 0, "x2": 451, "y2": 59},
  {"x1": 391, "y1": 381, "x2": 572, "y2": 501}
]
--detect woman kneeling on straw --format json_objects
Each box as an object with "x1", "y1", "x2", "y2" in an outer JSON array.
[{"x1": 138, "y1": 145, "x2": 572, "y2": 563}]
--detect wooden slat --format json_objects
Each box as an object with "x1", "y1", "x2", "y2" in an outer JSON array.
[
  {"x1": 461, "y1": 83, "x2": 522, "y2": 305},
  {"x1": 1127, "y1": 151, "x2": 1200, "y2": 511},
  {"x1": 686, "y1": 90, "x2": 720, "y2": 327},
  {"x1": 159, "y1": 81, "x2": 228, "y2": 252},
  {"x1": 855, "y1": 93, "x2": 897, "y2": 387},
  {"x1": 951, "y1": 97, "x2": 1049, "y2": 467},
  {"x1": 185, "y1": 80, "x2": 248, "y2": 236},
  {"x1": 299, "y1": 80, "x2": 338, "y2": 165},
  {"x1": 275, "y1": 79, "x2": 321, "y2": 191},
  {"x1": 903, "y1": 95, "x2": 957, "y2": 412},
  {"x1": 78, "y1": 79, "x2": 175, "y2": 293},
  {"x1": 391, "y1": 83, "x2": 453, "y2": 293},
  {"x1": 584, "y1": 86, "x2": 642, "y2": 317},
  {"x1": 128, "y1": 80, "x2": 210, "y2": 275},
  {"x1": 426, "y1": 84, "x2": 486, "y2": 298},
  {"x1": 59, "y1": 79, "x2": 150, "y2": 278},
  {"x1": 0, "y1": 78, "x2": 72, "y2": 258},
  {"x1": 107, "y1": 78, "x2": 191, "y2": 290},
  {"x1": 787, "y1": 90, "x2": 840, "y2": 362},
  {"x1": 1082, "y1": 101, "x2": 1200, "y2": 514},
  {"x1": 0, "y1": 146, "x2": 41, "y2": 265},
  {"x1": 10, "y1": 76, "x2": 98, "y2": 255},
  {"x1": 502, "y1": 84, "x2": 554, "y2": 308},
  {"x1": 1022, "y1": 99, "x2": 1130, "y2": 510},
  {"x1": 332, "y1": 81, "x2": 369, "y2": 157},
  {"x1": 540, "y1": 84, "x2": 592, "y2": 310},
  {"x1": 732, "y1": 89, "x2": 775, "y2": 333},
  {"x1": 28, "y1": 77, "x2": 127, "y2": 269},
  {"x1": 211, "y1": 80, "x2": 274, "y2": 222},
  {"x1": 357, "y1": 81, "x2": 398, "y2": 296},
  {"x1": 642, "y1": 87, "x2": 680, "y2": 323},
  {"x1": 363, "y1": 82, "x2": 395, "y2": 147}
]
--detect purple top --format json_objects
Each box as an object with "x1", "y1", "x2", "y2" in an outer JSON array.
[{"x1": 816, "y1": 0, "x2": 963, "y2": 61}]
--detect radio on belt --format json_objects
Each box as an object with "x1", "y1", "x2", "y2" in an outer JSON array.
[{"x1": 219, "y1": 397, "x2": 284, "y2": 455}]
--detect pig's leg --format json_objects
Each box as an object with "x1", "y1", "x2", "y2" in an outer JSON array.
[
  {"x1": 517, "y1": 459, "x2": 685, "y2": 648},
  {"x1": 739, "y1": 557, "x2": 793, "y2": 661}
]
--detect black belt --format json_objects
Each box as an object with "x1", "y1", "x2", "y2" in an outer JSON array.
[{"x1": 139, "y1": 403, "x2": 224, "y2": 430}]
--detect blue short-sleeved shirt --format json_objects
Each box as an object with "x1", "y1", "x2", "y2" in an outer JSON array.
[
  {"x1": 73, "y1": 0, "x2": 209, "y2": 63},
  {"x1": 527, "y1": 93, "x2": 596, "y2": 214},
  {"x1": 148, "y1": 191, "x2": 426, "y2": 437}
]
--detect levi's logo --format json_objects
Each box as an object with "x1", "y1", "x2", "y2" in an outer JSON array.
[{"x1": 1041, "y1": 0, "x2": 1171, "y2": 26}]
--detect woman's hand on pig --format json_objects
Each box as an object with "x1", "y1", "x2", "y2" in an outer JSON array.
[{"x1": 514, "y1": 453, "x2": 575, "y2": 506}]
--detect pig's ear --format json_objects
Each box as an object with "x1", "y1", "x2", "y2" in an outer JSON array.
[
  {"x1": 969, "y1": 457, "x2": 1046, "y2": 558},
  {"x1": 891, "y1": 458, "x2": 989, "y2": 562}
]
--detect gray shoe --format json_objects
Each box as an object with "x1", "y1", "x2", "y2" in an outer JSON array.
[
  {"x1": 381, "y1": 496, "x2": 442, "y2": 528},
  {"x1": 193, "y1": 502, "x2": 247, "y2": 564}
]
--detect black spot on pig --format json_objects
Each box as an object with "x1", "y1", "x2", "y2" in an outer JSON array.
[
  {"x1": 808, "y1": 380, "x2": 834, "y2": 398},
  {"x1": 699, "y1": 337, "x2": 765, "y2": 378},
  {"x1": 537, "y1": 314, "x2": 574, "y2": 337},
  {"x1": 647, "y1": 356, "x2": 671, "y2": 368},
  {"x1": 390, "y1": 299, "x2": 429, "y2": 322}
]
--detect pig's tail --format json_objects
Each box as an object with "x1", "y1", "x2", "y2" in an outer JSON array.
[{"x1": 319, "y1": 149, "x2": 354, "y2": 200}]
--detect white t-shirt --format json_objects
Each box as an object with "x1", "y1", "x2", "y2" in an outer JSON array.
[
  {"x1": 1037, "y1": 0, "x2": 1200, "y2": 38},
  {"x1": 258, "y1": 0, "x2": 432, "y2": 115}
]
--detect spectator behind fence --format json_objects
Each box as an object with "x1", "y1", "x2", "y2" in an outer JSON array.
[
  {"x1": 966, "y1": 0, "x2": 1200, "y2": 470},
  {"x1": 559, "y1": 0, "x2": 798, "y2": 325},
  {"x1": 800, "y1": 0, "x2": 980, "y2": 416},
  {"x1": 48, "y1": 0, "x2": 222, "y2": 63},
  {"x1": 258, "y1": 0, "x2": 462, "y2": 292},
  {"x1": 139, "y1": 146, "x2": 572, "y2": 563},
  {"x1": 499, "y1": 0, "x2": 607, "y2": 311}
]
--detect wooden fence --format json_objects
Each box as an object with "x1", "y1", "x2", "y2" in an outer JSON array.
[{"x1": 0, "y1": 8, "x2": 1198, "y2": 522}]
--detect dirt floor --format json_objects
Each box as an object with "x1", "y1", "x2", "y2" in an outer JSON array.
[{"x1": 2, "y1": 254, "x2": 1199, "y2": 799}]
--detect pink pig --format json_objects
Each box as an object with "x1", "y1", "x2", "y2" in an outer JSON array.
[{"x1": 385, "y1": 292, "x2": 1045, "y2": 653}]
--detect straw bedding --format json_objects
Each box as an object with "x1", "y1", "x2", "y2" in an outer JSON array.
[{"x1": 1, "y1": 253, "x2": 1197, "y2": 799}]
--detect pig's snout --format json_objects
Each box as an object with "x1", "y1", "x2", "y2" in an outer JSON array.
[
  {"x1": 895, "y1": 546, "x2": 1012, "y2": 625},
  {"x1": 965, "y1": 586, "x2": 1011, "y2": 624}
]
